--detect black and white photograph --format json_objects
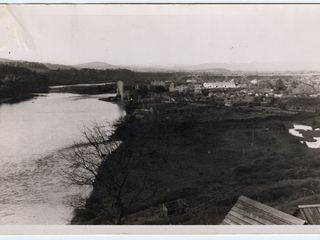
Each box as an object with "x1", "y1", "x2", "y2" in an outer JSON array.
[{"x1": 1, "y1": 3, "x2": 320, "y2": 233}]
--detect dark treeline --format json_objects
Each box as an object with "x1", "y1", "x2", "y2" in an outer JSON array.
[
  {"x1": 0, "y1": 65, "x2": 49, "y2": 101},
  {"x1": 46, "y1": 68, "x2": 178, "y2": 86},
  {"x1": 0, "y1": 63, "x2": 182, "y2": 101},
  {"x1": 1, "y1": 60, "x2": 48, "y2": 71}
]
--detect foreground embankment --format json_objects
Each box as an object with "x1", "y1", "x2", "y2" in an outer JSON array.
[{"x1": 71, "y1": 102, "x2": 320, "y2": 225}]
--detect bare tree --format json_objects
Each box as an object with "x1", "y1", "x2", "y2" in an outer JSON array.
[{"x1": 62, "y1": 120, "x2": 157, "y2": 224}]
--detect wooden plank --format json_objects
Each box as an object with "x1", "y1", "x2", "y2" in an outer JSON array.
[
  {"x1": 300, "y1": 209, "x2": 309, "y2": 224},
  {"x1": 235, "y1": 201, "x2": 291, "y2": 225},
  {"x1": 232, "y1": 206, "x2": 276, "y2": 225},
  {"x1": 238, "y1": 195, "x2": 305, "y2": 225},
  {"x1": 238, "y1": 195, "x2": 292, "y2": 220},
  {"x1": 235, "y1": 201, "x2": 280, "y2": 224},
  {"x1": 221, "y1": 217, "x2": 239, "y2": 225},
  {"x1": 228, "y1": 209, "x2": 263, "y2": 225},
  {"x1": 300, "y1": 208, "x2": 313, "y2": 224},
  {"x1": 308, "y1": 208, "x2": 320, "y2": 224},
  {"x1": 301, "y1": 208, "x2": 320, "y2": 225},
  {"x1": 298, "y1": 204, "x2": 320, "y2": 208},
  {"x1": 226, "y1": 212, "x2": 252, "y2": 225},
  {"x1": 220, "y1": 220, "x2": 230, "y2": 225},
  {"x1": 225, "y1": 217, "x2": 242, "y2": 225}
]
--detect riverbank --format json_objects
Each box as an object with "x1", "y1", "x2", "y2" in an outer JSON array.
[
  {"x1": 0, "y1": 93, "x2": 35, "y2": 104},
  {"x1": 50, "y1": 84, "x2": 117, "y2": 95},
  {"x1": 71, "y1": 101, "x2": 320, "y2": 225}
]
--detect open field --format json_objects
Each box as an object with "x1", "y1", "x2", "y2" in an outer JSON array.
[{"x1": 71, "y1": 102, "x2": 320, "y2": 224}]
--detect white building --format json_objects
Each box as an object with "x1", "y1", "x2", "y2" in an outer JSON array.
[{"x1": 203, "y1": 79, "x2": 238, "y2": 89}]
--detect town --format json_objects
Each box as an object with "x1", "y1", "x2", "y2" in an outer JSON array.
[{"x1": 100, "y1": 71, "x2": 320, "y2": 118}]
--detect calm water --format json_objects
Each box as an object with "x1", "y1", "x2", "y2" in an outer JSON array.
[{"x1": 0, "y1": 92, "x2": 125, "y2": 224}]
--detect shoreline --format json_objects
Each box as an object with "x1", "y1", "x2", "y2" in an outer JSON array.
[{"x1": 0, "y1": 93, "x2": 35, "y2": 104}]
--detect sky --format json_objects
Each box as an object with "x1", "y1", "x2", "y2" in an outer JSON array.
[{"x1": 0, "y1": 4, "x2": 320, "y2": 69}]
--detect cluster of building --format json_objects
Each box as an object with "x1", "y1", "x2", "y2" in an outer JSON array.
[
  {"x1": 120, "y1": 74, "x2": 320, "y2": 113},
  {"x1": 157, "y1": 75, "x2": 320, "y2": 110},
  {"x1": 163, "y1": 78, "x2": 273, "y2": 107},
  {"x1": 169, "y1": 79, "x2": 242, "y2": 93}
]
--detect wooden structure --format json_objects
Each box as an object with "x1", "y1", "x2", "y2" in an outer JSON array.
[
  {"x1": 162, "y1": 199, "x2": 189, "y2": 217},
  {"x1": 221, "y1": 195, "x2": 306, "y2": 225},
  {"x1": 297, "y1": 204, "x2": 320, "y2": 225}
]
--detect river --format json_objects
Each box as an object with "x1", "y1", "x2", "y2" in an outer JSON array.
[{"x1": 0, "y1": 91, "x2": 125, "y2": 224}]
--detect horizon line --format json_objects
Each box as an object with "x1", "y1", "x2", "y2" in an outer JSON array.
[{"x1": 1, "y1": 57, "x2": 319, "y2": 72}]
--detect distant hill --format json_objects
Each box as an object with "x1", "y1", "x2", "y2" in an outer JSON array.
[
  {"x1": 0, "y1": 58, "x2": 13, "y2": 63},
  {"x1": 73, "y1": 62, "x2": 173, "y2": 72},
  {"x1": 188, "y1": 67, "x2": 232, "y2": 74},
  {"x1": 124, "y1": 65, "x2": 175, "y2": 72},
  {"x1": 119, "y1": 64, "x2": 233, "y2": 74},
  {"x1": 73, "y1": 62, "x2": 233, "y2": 74},
  {"x1": 0, "y1": 58, "x2": 48, "y2": 73},
  {"x1": 185, "y1": 61, "x2": 320, "y2": 72},
  {"x1": 73, "y1": 62, "x2": 119, "y2": 70},
  {"x1": 123, "y1": 63, "x2": 236, "y2": 73},
  {"x1": 1, "y1": 58, "x2": 318, "y2": 74},
  {"x1": 43, "y1": 62, "x2": 74, "y2": 70},
  {"x1": 146, "y1": 61, "x2": 320, "y2": 72},
  {"x1": 73, "y1": 61, "x2": 320, "y2": 73}
]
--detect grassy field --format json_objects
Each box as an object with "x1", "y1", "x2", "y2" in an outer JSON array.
[{"x1": 72, "y1": 102, "x2": 320, "y2": 225}]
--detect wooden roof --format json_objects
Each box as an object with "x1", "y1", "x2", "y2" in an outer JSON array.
[
  {"x1": 298, "y1": 204, "x2": 320, "y2": 225},
  {"x1": 221, "y1": 195, "x2": 306, "y2": 225}
]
